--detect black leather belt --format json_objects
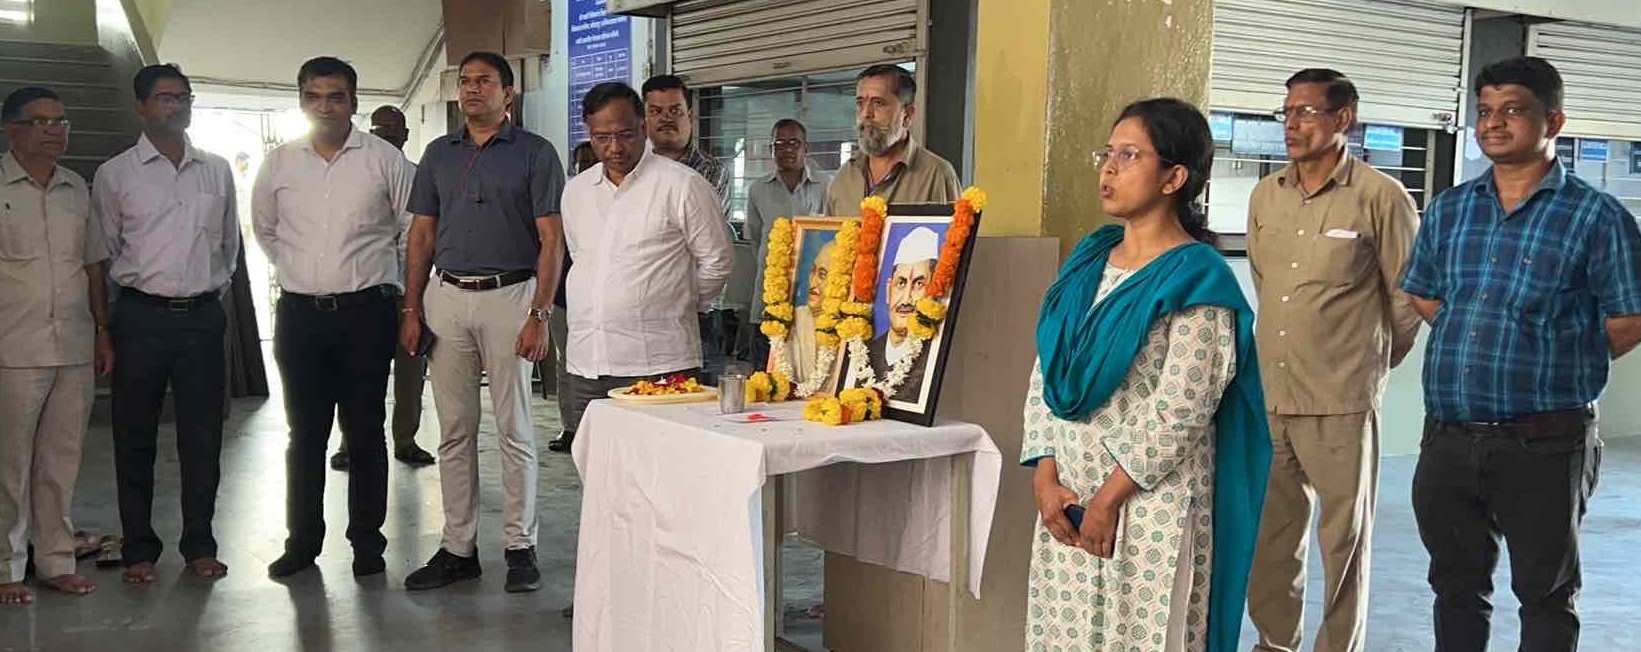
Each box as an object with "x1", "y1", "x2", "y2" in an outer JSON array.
[
  {"x1": 120, "y1": 287, "x2": 217, "y2": 311},
  {"x1": 1433, "y1": 406, "x2": 1594, "y2": 438},
  {"x1": 281, "y1": 284, "x2": 397, "y2": 311},
  {"x1": 438, "y1": 269, "x2": 533, "y2": 291}
]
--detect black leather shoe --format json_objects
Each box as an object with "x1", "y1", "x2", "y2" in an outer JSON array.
[
  {"x1": 352, "y1": 554, "x2": 386, "y2": 577},
  {"x1": 330, "y1": 451, "x2": 350, "y2": 471},
  {"x1": 404, "y1": 549, "x2": 480, "y2": 591},
  {"x1": 267, "y1": 552, "x2": 316, "y2": 578},
  {"x1": 395, "y1": 445, "x2": 436, "y2": 466},
  {"x1": 546, "y1": 434, "x2": 574, "y2": 454},
  {"x1": 504, "y1": 548, "x2": 541, "y2": 593}
]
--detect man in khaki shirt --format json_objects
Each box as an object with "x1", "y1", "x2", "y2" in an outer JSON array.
[
  {"x1": 0, "y1": 87, "x2": 113, "y2": 605},
  {"x1": 824, "y1": 64, "x2": 959, "y2": 216},
  {"x1": 1246, "y1": 70, "x2": 1421, "y2": 652}
]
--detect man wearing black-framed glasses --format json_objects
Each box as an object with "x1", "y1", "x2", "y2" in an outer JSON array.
[
  {"x1": 93, "y1": 63, "x2": 239, "y2": 585},
  {"x1": 0, "y1": 86, "x2": 111, "y2": 605},
  {"x1": 743, "y1": 118, "x2": 829, "y2": 368},
  {"x1": 399, "y1": 51, "x2": 566, "y2": 594},
  {"x1": 1245, "y1": 68, "x2": 1422, "y2": 652}
]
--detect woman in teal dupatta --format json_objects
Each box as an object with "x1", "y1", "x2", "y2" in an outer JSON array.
[{"x1": 1021, "y1": 98, "x2": 1271, "y2": 652}]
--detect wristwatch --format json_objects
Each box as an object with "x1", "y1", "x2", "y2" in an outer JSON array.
[{"x1": 527, "y1": 306, "x2": 552, "y2": 323}]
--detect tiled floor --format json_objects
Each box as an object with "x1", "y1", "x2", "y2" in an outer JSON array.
[{"x1": 2, "y1": 357, "x2": 1638, "y2": 650}]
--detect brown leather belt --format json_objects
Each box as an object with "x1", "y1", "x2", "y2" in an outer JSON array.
[{"x1": 437, "y1": 269, "x2": 533, "y2": 291}]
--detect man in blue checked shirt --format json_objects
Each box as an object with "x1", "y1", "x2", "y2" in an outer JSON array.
[{"x1": 1402, "y1": 56, "x2": 1641, "y2": 652}]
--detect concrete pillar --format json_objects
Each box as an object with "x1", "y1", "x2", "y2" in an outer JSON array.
[{"x1": 822, "y1": 1, "x2": 1214, "y2": 649}]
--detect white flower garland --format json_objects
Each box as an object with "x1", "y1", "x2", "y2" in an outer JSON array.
[
  {"x1": 846, "y1": 335, "x2": 926, "y2": 398},
  {"x1": 768, "y1": 334, "x2": 838, "y2": 399}
]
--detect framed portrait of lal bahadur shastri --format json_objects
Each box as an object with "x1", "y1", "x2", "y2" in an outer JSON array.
[
  {"x1": 765, "y1": 217, "x2": 849, "y2": 396},
  {"x1": 842, "y1": 203, "x2": 981, "y2": 426}
]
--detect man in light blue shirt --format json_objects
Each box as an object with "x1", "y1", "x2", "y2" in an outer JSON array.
[{"x1": 744, "y1": 118, "x2": 828, "y2": 368}]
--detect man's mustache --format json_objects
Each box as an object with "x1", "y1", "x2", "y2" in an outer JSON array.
[{"x1": 894, "y1": 301, "x2": 914, "y2": 313}]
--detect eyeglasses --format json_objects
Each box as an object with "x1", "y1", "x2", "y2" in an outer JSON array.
[
  {"x1": 149, "y1": 92, "x2": 194, "y2": 106},
  {"x1": 645, "y1": 104, "x2": 688, "y2": 119},
  {"x1": 1091, "y1": 146, "x2": 1176, "y2": 172},
  {"x1": 1273, "y1": 105, "x2": 1337, "y2": 124},
  {"x1": 589, "y1": 131, "x2": 641, "y2": 147},
  {"x1": 8, "y1": 117, "x2": 70, "y2": 130},
  {"x1": 772, "y1": 138, "x2": 805, "y2": 151}
]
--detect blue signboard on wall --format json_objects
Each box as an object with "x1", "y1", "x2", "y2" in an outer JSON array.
[
  {"x1": 568, "y1": 0, "x2": 631, "y2": 149},
  {"x1": 1209, "y1": 112, "x2": 1234, "y2": 143},
  {"x1": 1363, "y1": 125, "x2": 1404, "y2": 152},
  {"x1": 1631, "y1": 142, "x2": 1641, "y2": 175},
  {"x1": 1231, "y1": 116, "x2": 1285, "y2": 157},
  {"x1": 1579, "y1": 138, "x2": 1610, "y2": 163}
]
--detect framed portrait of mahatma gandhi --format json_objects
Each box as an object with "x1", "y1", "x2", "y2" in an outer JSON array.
[
  {"x1": 765, "y1": 217, "x2": 848, "y2": 396},
  {"x1": 841, "y1": 203, "x2": 981, "y2": 425}
]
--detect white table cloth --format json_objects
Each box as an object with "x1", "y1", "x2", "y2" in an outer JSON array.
[{"x1": 571, "y1": 400, "x2": 1002, "y2": 652}]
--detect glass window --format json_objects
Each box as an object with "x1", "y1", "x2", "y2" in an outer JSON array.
[
  {"x1": 1560, "y1": 138, "x2": 1641, "y2": 218},
  {"x1": 0, "y1": 0, "x2": 30, "y2": 24},
  {"x1": 1206, "y1": 110, "x2": 1434, "y2": 245},
  {"x1": 696, "y1": 63, "x2": 915, "y2": 234}
]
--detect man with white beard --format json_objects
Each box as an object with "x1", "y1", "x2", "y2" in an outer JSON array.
[{"x1": 824, "y1": 64, "x2": 959, "y2": 216}]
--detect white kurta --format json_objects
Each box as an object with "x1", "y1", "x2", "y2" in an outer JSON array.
[{"x1": 1021, "y1": 266, "x2": 1236, "y2": 652}]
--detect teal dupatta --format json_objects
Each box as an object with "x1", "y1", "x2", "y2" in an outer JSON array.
[{"x1": 1034, "y1": 225, "x2": 1271, "y2": 652}]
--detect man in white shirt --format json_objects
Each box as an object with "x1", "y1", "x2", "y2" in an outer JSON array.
[
  {"x1": 744, "y1": 118, "x2": 828, "y2": 368},
  {"x1": 93, "y1": 64, "x2": 239, "y2": 584},
  {"x1": 253, "y1": 57, "x2": 412, "y2": 579},
  {"x1": 558, "y1": 81, "x2": 734, "y2": 452}
]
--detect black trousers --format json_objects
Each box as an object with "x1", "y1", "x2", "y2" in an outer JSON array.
[
  {"x1": 273, "y1": 288, "x2": 397, "y2": 558},
  {"x1": 559, "y1": 368, "x2": 700, "y2": 438},
  {"x1": 1412, "y1": 410, "x2": 1601, "y2": 652},
  {"x1": 111, "y1": 293, "x2": 228, "y2": 565}
]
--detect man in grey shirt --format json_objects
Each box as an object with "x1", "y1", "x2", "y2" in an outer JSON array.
[
  {"x1": 744, "y1": 118, "x2": 828, "y2": 368},
  {"x1": 399, "y1": 52, "x2": 566, "y2": 594}
]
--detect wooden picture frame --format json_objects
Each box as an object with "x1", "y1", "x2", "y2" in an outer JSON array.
[{"x1": 764, "y1": 217, "x2": 849, "y2": 397}]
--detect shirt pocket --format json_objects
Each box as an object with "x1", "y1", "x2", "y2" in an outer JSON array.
[
  {"x1": 191, "y1": 192, "x2": 228, "y2": 237},
  {"x1": 0, "y1": 202, "x2": 42, "y2": 261},
  {"x1": 1309, "y1": 229, "x2": 1372, "y2": 286}
]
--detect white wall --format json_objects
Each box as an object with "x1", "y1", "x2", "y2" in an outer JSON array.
[{"x1": 1226, "y1": 258, "x2": 1641, "y2": 457}]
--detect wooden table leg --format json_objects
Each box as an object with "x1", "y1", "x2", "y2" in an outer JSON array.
[
  {"x1": 763, "y1": 475, "x2": 786, "y2": 651},
  {"x1": 947, "y1": 453, "x2": 972, "y2": 651}
]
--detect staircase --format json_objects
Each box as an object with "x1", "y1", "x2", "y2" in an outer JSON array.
[{"x1": 0, "y1": 39, "x2": 141, "y2": 182}]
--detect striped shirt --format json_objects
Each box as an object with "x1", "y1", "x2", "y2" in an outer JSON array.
[{"x1": 1402, "y1": 161, "x2": 1641, "y2": 422}]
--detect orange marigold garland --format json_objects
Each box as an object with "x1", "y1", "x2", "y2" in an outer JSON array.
[
  {"x1": 853, "y1": 197, "x2": 888, "y2": 302},
  {"x1": 925, "y1": 187, "x2": 986, "y2": 299}
]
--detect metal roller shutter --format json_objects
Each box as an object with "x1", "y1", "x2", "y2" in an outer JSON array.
[
  {"x1": 1528, "y1": 21, "x2": 1641, "y2": 140},
  {"x1": 668, "y1": 0, "x2": 923, "y2": 87},
  {"x1": 1212, "y1": 0, "x2": 1465, "y2": 129}
]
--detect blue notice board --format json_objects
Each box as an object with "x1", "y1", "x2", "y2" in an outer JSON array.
[
  {"x1": 1363, "y1": 125, "x2": 1403, "y2": 152},
  {"x1": 567, "y1": 0, "x2": 631, "y2": 148},
  {"x1": 1578, "y1": 138, "x2": 1610, "y2": 163},
  {"x1": 1231, "y1": 116, "x2": 1285, "y2": 157},
  {"x1": 1630, "y1": 143, "x2": 1641, "y2": 175},
  {"x1": 1209, "y1": 112, "x2": 1234, "y2": 143}
]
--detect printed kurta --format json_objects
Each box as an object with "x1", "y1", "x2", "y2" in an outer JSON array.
[{"x1": 1023, "y1": 266, "x2": 1237, "y2": 651}]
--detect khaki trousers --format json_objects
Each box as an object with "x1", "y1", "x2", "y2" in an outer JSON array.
[
  {"x1": 425, "y1": 279, "x2": 538, "y2": 555},
  {"x1": 0, "y1": 364, "x2": 93, "y2": 582},
  {"x1": 1249, "y1": 412, "x2": 1380, "y2": 652}
]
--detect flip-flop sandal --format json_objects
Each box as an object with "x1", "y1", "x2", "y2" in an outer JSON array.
[
  {"x1": 74, "y1": 531, "x2": 100, "y2": 560},
  {"x1": 94, "y1": 536, "x2": 122, "y2": 568}
]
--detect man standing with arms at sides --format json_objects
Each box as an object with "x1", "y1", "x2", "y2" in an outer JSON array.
[
  {"x1": 93, "y1": 64, "x2": 238, "y2": 583},
  {"x1": 398, "y1": 52, "x2": 565, "y2": 594},
  {"x1": 253, "y1": 57, "x2": 412, "y2": 579},
  {"x1": 824, "y1": 65, "x2": 959, "y2": 216},
  {"x1": 0, "y1": 87, "x2": 111, "y2": 604},
  {"x1": 545, "y1": 142, "x2": 598, "y2": 455},
  {"x1": 556, "y1": 81, "x2": 733, "y2": 459},
  {"x1": 743, "y1": 119, "x2": 828, "y2": 369},
  {"x1": 1245, "y1": 69, "x2": 1422, "y2": 652},
  {"x1": 331, "y1": 104, "x2": 435, "y2": 471},
  {"x1": 1403, "y1": 56, "x2": 1641, "y2": 652}
]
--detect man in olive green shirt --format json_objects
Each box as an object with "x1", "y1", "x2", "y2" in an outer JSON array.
[
  {"x1": 824, "y1": 64, "x2": 959, "y2": 216},
  {"x1": 1246, "y1": 69, "x2": 1422, "y2": 652}
]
